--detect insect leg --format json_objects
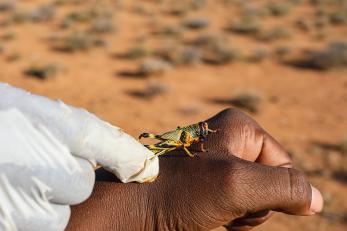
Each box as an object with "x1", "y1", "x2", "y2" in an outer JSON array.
[
  {"x1": 139, "y1": 133, "x2": 167, "y2": 141},
  {"x1": 182, "y1": 147, "x2": 195, "y2": 157},
  {"x1": 208, "y1": 128, "x2": 219, "y2": 133},
  {"x1": 199, "y1": 143, "x2": 207, "y2": 152}
]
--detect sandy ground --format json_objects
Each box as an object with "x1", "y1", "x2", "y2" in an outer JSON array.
[{"x1": 1, "y1": 0, "x2": 347, "y2": 230}]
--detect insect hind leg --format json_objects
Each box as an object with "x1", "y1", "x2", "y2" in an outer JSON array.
[{"x1": 139, "y1": 133, "x2": 162, "y2": 140}]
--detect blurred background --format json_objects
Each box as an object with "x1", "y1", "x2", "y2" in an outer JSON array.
[{"x1": 0, "y1": 0, "x2": 346, "y2": 230}]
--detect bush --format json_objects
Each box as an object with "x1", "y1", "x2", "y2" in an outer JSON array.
[
  {"x1": 274, "y1": 45, "x2": 292, "y2": 58},
  {"x1": 53, "y1": 32, "x2": 104, "y2": 52},
  {"x1": 89, "y1": 18, "x2": 116, "y2": 34},
  {"x1": 228, "y1": 16, "x2": 262, "y2": 35},
  {"x1": 152, "y1": 24, "x2": 184, "y2": 37},
  {"x1": 247, "y1": 47, "x2": 270, "y2": 62},
  {"x1": 30, "y1": 5, "x2": 56, "y2": 22},
  {"x1": 128, "y1": 82, "x2": 169, "y2": 99},
  {"x1": 120, "y1": 46, "x2": 151, "y2": 59},
  {"x1": 24, "y1": 64, "x2": 60, "y2": 80},
  {"x1": 0, "y1": 0, "x2": 15, "y2": 12},
  {"x1": 290, "y1": 41, "x2": 347, "y2": 69},
  {"x1": 329, "y1": 11, "x2": 347, "y2": 25},
  {"x1": 295, "y1": 18, "x2": 311, "y2": 31},
  {"x1": 138, "y1": 59, "x2": 171, "y2": 77},
  {"x1": 6, "y1": 52, "x2": 20, "y2": 62},
  {"x1": 242, "y1": 4, "x2": 270, "y2": 19},
  {"x1": 266, "y1": 2, "x2": 292, "y2": 16},
  {"x1": 1, "y1": 32, "x2": 15, "y2": 41},
  {"x1": 182, "y1": 16, "x2": 210, "y2": 29},
  {"x1": 191, "y1": 34, "x2": 241, "y2": 65},
  {"x1": 156, "y1": 45, "x2": 201, "y2": 65},
  {"x1": 256, "y1": 27, "x2": 291, "y2": 41},
  {"x1": 229, "y1": 92, "x2": 262, "y2": 113}
]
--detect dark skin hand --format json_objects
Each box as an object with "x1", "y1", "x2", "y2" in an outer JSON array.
[{"x1": 67, "y1": 108, "x2": 323, "y2": 231}]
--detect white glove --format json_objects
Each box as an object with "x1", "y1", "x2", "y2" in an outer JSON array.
[{"x1": 0, "y1": 83, "x2": 159, "y2": 231}]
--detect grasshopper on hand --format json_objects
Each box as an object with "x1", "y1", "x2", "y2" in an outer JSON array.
[{"x1": 139, "y1": 122, "x2": 218, "y2": 157}]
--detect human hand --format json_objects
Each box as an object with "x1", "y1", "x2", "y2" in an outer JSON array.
[
  {"x1": 0, "y1": 83, "x2": 159, "y2": 231},
  {"x1": 67, "y1": 108, "x2": 323, "y2": 231}
]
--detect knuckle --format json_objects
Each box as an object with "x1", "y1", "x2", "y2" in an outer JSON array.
[{"x1": 285, "y1": 168, "x2": 311, "y2": 210}]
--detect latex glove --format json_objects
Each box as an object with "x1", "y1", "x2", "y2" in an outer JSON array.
[
  {"x1": 0, "y1": 83, "x2": 159, "y2": 183},
  {"x1": 0, "y1": 83, "x2": 159, "y2": 231}
]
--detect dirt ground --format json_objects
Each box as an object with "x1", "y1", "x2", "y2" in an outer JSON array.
[{"x1": 1, "y1": 0, "x2": 347, "y2": 230}]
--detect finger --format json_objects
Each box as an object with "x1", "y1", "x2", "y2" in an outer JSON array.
[
  {"x1": 231, "y1": 158, "x2": 323, "y2": 215},
  {"x1": 0, "y1": 83, "x2": 159, "y2": 183},
  {"x1": 256, "y1": 132, "x2": 292, "y2": 167},
  {"x1": 13, "y1": 204, "x2": 71, "y2": 231}
]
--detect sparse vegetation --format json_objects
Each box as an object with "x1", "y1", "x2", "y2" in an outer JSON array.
[
  {"x1": 182, "y1": 16, "x2": 210, "y2": 29},
  {"x1": 52, "y1": 32, "x2": 105, "y2": 52},
  {"x1": 128, "y1": 82, "x2": 169, "y2": 99},
  {"x1": 329, "y1": 10, "x2": 347, "y2": 25},
  {"x1": 24, "y1": 64, "x2": 60, "y2": 80},
  {"x1": 0, "y1": 0, "x2": 15, "y2": 12},
  {"x1": 6, "y1": 52, "x2": 20, "y2": 62},
  {"x1": 30, "y1": 5, "x2": 56, "y2": 22},
  {"x1": 156, "y1": 45, "x2": 201, "y2": 65},
  {"x1": 274, "y1": 45, "x2": 292, "y2": 59},
  {"x1": 256, "y1": 27, "x2": 291, "y2": 42},
  {"x1": 190, "y1": 34, "x2": 242, "y2": 65},
  {"x1": 120, "y1": 46, "x2": 151, "y2": 59},
  {"x1": 247, "y1": 48, "x2": 270, "y2": 62},
  {"x1": 152, "y1": 24, "x2": 184, "y2": 37},
  {"x1": 89, "y1": 18, "x2": 116, "y2": 34},
  {"x1": 228, "y1": 16, "x2": 262, "y2": 35},
  {"x1": 213, "y1": 91, "x2": 262, "y2": 113},
  {"x1": 295, "y1": 18, "x2": 311, "y2": 31},
  {"x1": 137, "y1": 59, "x2": 171, "y2": 77},
  {"x1": 267, "y1": 2, "x2": 292, "y2": 16},
  {"x1": 229, "y1": 92, "x2": 262, "y2": 113},
  {"x1": 1, "y1": 32, "x2": 15, "y2": 41},
  {"x1": 290, "y1": 41, "x2": 347, "y2": 69}
]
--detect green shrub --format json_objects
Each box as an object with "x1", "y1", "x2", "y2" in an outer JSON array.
[
  {"x1": 120, "y1": 46, "x2": 151, "y2": 59},
  {"x1": 6, "y1": 52, "x2": 20, "y2": 62},
  {"x1": 256, "y1": 27, "x2": 291, "y2": 42},
  {"x1": 247, "y1": 48, "x2": 270, "y2": 62},
  {"x1": 274, "y1": 45, "x2": 292, "y2": 58},
  {"x1": 229, "y1": 92, "x2": 262, "y2": 113},
  {"x1": 89, "y1": 18, "x2": 116, "y2": 34},
  {"x1": 128, "y1": 82, "x2": 169, "y2": 99},
  {"x1": 228, "y1": 16, "x2": 262, "y2": 35},
  {"x1": 30, "y1": 5, "x2": 56, "y2": 22},
  {"x1": 266, "y1": 2, "x2": 292, "y2": 16},
  {"x1": 156, "y1": 45, "x2": 202, "y2": 65},
  {"x1": 0, "y1": 0, "x2": 15, "y2": 12},
  {"x1": 53, "y1": 32, "x2": 104, "y2": 52},
  {"x1": 290, "y1": 41, "x2": 347, "y2": 69},
  {"x1": 295, "y1": 18, "x2": 311, "y2": 31},
  {"x1": 191, "y1": 34, "x2": 241, "y2": 65},
  {"x1": 24, "y1": 64, "x2": 60, "y2": 79},
  {"x1": 182, "y1": 16, "x2": 210, "y2": 29},
  {"x1": 329, "y1": 11, "x2": 347, "y2": 24},
  {"x1": 138, "y1": 59, "x2": 171, "y2": 77}
]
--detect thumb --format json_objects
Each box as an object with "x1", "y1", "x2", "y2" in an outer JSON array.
[{"x1": 232, "y1": 159, "x2": 323, "y2": 216}]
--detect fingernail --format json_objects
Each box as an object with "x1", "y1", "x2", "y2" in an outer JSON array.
[{"x1": 310, "y1": 185, "x2": 323, "y2": 214}]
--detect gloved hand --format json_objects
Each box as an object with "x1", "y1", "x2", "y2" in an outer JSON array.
[{"x1": 0, "y1": 83, "x2": 159, "y2": 231}]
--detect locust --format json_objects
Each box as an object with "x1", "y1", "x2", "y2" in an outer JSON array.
[{"x1": 139, "y1": 122, "x2": 218, "y2": 157}]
